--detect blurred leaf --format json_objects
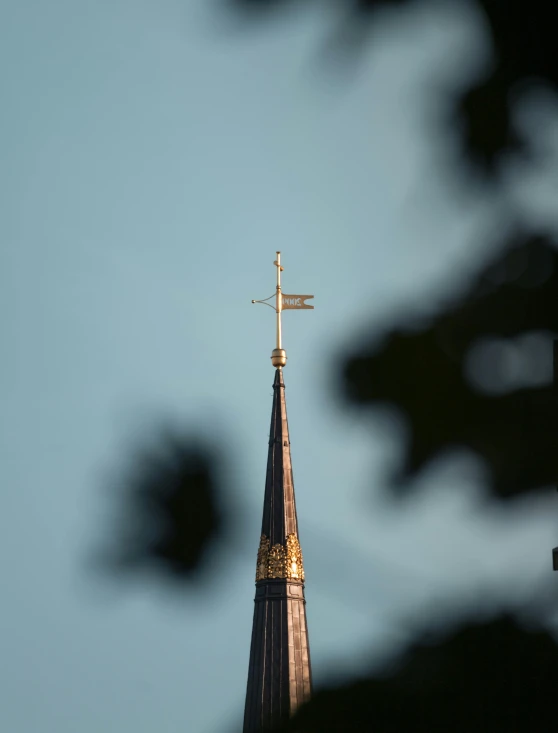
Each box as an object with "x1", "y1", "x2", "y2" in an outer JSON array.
[
  {"x1": 452, "y1": 73, "x2": 524, "y2": 176},
  {"x1": 100, "y1": 427, "x2": 225, "y2": 584},
  {"x1": 343, "y1": 234, "x2": 558, "y2": 498},
  {"x1": 284, "y1": 616, "x2": 558, "y2": 732},
  {"x1": 226, "y1": 0, "x2": 558, "y2": 177}
]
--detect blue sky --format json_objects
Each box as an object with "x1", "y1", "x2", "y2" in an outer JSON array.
[{"x1": 2, "y1": 1, "x2": 557, "y2": 731}]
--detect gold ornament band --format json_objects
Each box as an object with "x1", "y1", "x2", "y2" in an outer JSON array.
[{"x1": 255, "y1": 533, "x2": 305, "y2": 582}]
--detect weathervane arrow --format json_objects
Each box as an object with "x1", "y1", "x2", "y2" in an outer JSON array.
[{"x1": 251, "y1": 251, "x2": 314, "y2": 368}]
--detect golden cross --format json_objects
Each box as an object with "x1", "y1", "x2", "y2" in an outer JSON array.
[{"x1": 252, "y1": 251, "x2": 314, "y2": 368}]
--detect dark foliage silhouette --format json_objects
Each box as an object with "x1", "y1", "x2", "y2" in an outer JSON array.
[
  {"x1": 226, "y1": 0, "x2": 558, "y2": 178},
  {"x1": 100, "y1": 428, "x2": 224, "y2": 583},
  {"x1": 282, "y1": 615, "x2": 558, "y2": 732},
  {"x1": 343, "y1": 233, "x2": 558, "y2": 498}
]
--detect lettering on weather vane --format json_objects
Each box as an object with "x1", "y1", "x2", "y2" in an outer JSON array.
[
  {"x1": 251, "y1": 251, "x2": 314, "y2": 368},
  {"x1": 281, "y1": 295, "x2": 314, "y2": 310}
]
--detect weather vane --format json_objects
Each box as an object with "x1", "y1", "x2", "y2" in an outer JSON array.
[{"x1": 252, "y1": 251, "x2": 314, "y2": 368}]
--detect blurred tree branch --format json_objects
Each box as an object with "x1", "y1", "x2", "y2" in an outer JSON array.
[
  {"x1": 283, "y1": 615, "x2": 558, "y2": 732},
  {"x1": 343, "y1": 233, "x2": 558, "y2": 498},
  {"x1": 97, "y1": 427, "x2": 226, "y2": 586}
]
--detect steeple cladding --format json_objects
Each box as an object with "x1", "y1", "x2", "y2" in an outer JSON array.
[
  {"x1": 261, "y1": 368, "x2": 299, "y2": 547},
  {"x1": 243, "y1": 369, "x2": 312, "y2": 732}
]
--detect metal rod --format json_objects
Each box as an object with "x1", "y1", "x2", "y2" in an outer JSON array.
[{"x1": 275, "y1": 251, "x2": 282, "y2": 350}]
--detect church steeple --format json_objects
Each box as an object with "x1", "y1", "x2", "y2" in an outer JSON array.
[
  {"x1": 244, "y1": 254, "x2": 313, "y2": 732},
  {"x1": 243, "y1": 368, "x2": 312, "y2": 732}
]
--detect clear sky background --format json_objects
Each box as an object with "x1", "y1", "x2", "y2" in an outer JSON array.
[{"x1": 2, "y1": 1, "x2": 557, "y2": 731}]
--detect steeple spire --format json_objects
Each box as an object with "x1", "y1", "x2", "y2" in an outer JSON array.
[{"x1": 244, "y1": 255, "x2": 314, "y2": 732}]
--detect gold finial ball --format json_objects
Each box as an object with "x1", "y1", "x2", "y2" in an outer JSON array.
[{"x1": 271, "y1": 348, "x2": 287, "y2": 368}]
